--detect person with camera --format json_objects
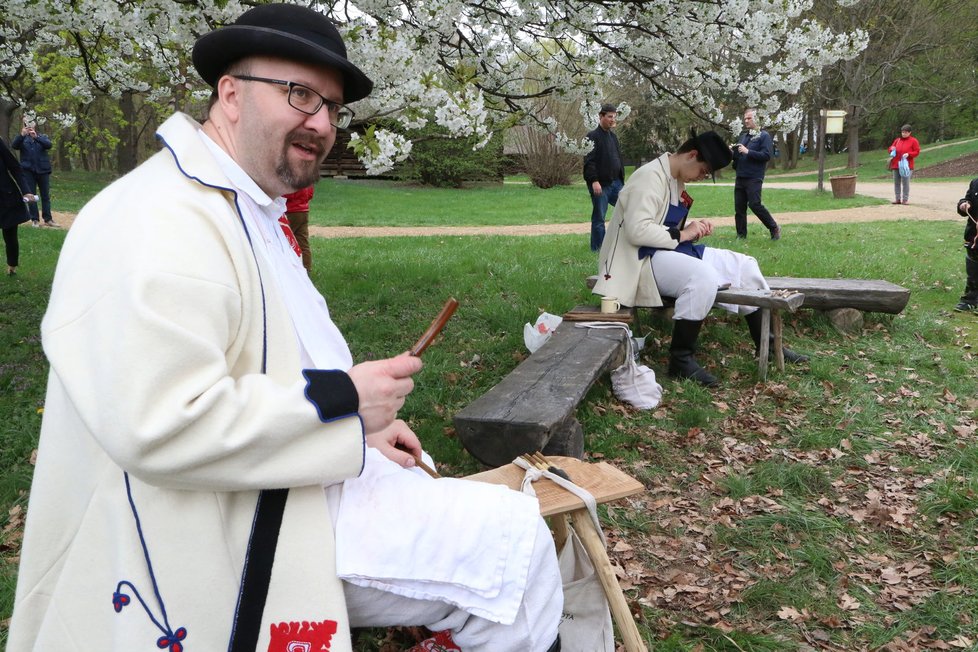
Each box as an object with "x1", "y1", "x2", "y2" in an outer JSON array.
[
  {"x1": 731, "y1": 108, "x2": 780, "y2": 240},
  {"x1": 12, "y1": 119, "x2": 58, "y2": 228}
]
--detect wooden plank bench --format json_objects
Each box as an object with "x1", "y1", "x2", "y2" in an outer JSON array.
[{"x1": 453, "y1": 321, "x2": 629, "y2": 468}]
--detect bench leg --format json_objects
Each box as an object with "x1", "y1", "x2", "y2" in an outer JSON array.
[
  {"x1": 772, "y1": 310, "x2": 785, "y2": 372},
  {"x1": 569, "y1": 509, "x2": 648, "y2": 652},
  {"x1": 757, "y1": 308, "x2": 770, "y2": 381},
  {"x1": 548, "y1": 514, "x2": 569, "y2": 552}
]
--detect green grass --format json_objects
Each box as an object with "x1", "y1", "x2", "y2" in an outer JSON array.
[
  {"x1": 2, "y1": 171, "x2": 978, "y2": 650},
  {"x1": 305, "y1": 177, "x2": 883, "y2": 227},
  {"x1": 48, "y1": 170, "x2": 119, "y2": 213}
]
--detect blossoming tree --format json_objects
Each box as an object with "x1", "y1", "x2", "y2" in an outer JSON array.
[{"x1": 1, "y1": 0, "x2": 867, "y2": 174}]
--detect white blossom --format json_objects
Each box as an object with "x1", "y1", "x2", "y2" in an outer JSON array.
[{"x1": 0, "y1": 0, "x2": 868, "y2": 165}]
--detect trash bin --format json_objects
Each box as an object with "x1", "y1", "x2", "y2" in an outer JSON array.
[{"x1": 829, "y1": 174, "x2": 856, "y2": 199}]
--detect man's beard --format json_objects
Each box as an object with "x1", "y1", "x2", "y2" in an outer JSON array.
[
  {"x1": 276, "y1": 158, "x2": 320, "y2": 190},
  {"x1": 276, "y1": 132, "x2": 328, "y2": 190}
]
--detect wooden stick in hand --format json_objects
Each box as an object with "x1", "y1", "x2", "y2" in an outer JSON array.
[{"x1": 410, "y1": 298, "x2": 459, "y2": 357}]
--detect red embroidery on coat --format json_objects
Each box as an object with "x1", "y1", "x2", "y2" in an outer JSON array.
[
  {"x1": 268, "y1": 620, "x2": 338, "y2": 652},
  {"x1": 278, "y1": 216, "x2": 303, "y2": 258}
]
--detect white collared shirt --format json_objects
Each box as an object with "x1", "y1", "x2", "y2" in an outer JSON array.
[{"x1": 199, "y1": 131, "x2": 353, "y2": 371}]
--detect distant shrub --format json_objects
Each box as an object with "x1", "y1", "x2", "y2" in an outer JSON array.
[{"x1": 396, "y1": 125, "x2": 504, "y2": 188}]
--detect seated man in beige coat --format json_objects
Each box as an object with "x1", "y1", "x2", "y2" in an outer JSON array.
[
  {"x1": 593, "y1": 130, "x2": 807, "y2": 386},
  {"x1": 8, "y1": 5, "x2": 562, "y2": 652}
]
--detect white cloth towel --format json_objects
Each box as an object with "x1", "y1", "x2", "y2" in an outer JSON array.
[
  {"x1": 334, "y1": 448, "x2": 542, "y2": 624},
  {"x1": 702, "y1": 247, "x2": 769, "y2": 315}
]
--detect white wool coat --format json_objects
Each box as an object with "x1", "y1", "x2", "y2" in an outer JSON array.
[
  {"x1": 7, "y1": 113, "x2": 365, "y2": 652},
  {"x1": 593, "y1": 153, "x2": 680, "y2": 307}
]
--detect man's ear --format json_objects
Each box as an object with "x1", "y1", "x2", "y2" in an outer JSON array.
[{"x1": 215, "y1": 75, "x2": 243, "y2": 123}]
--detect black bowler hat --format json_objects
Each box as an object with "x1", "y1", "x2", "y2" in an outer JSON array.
[
  {"x1": 694, "y1": 130, "x2": 733, "y2": 173},
  {"x1": 192, "y1": 3, "x2": 374, "y2": 103}
]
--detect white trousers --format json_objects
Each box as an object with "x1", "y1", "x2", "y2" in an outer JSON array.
[
  {"x1": 343, "y1": 516, "x2": 562, "y2": 652},
  {"x1": 650, "y1": 247, "x2": 769, "y2": 321}
]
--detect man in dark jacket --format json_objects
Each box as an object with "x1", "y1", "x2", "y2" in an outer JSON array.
[
  {"x1": 12, "y1": 119, "x2": 58, "y2": 228},
  {"x1": 954, "y1": 179, "x2": 978, "y2": 312},
  {"x1": 731, "y1": 108, "x2": 779, "y2": 240},
  {"x1": 583, "y1": 103, "x2": 625, "y2": 251},
  {"x1": 1, "y1": 137, "x2": 36, "y2": 275}
]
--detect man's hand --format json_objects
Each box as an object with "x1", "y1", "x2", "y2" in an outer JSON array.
[
  {"x1": 365, "y1": 419, "x2": 423, "y2": 468},
  {"x1": 736, "y1": 144, "x2": 748, "y2": 155},
  {"x1": 347, "y1": 353, "x2": 423, "y2": 434},
  {"x1": 592, "y1": 180, "x2": 603, "y2": 195},
  {"x1": 680, "y1": 220, "x2": 713, "y2": 243}
]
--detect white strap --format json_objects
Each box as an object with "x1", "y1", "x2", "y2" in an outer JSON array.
[
  {"x1": 573, "y1": 321, "x2": 635, "y2": 367},
  {"x1": 514, "y1": 457, "x2": 606, "y2": 546}
]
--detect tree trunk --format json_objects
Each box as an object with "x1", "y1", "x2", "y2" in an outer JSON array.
[
  {"x1": 847, "y1": 104, "x2": 860, "y2": 170},
  {"x1": 58, "y1": 139, "x2": 73, "y2": 172},
  {"x1": 116, "y1": 90, "x2": 138, "y2": 174},
  {"x1": 0, "y1": 98, "x2": 18, "y2": 143},
  {"x1": 805, "y1": 110, "x2": 815, "y2": 153},
  {"x1": 785, "y1": 130, "x2": 798, "y2": 170}
]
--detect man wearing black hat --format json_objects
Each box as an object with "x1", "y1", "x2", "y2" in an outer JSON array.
[
  {"x1": 594, "y1": 131, "x2": 807, "y2": 386},
  {"x1": 583, "y1": 103, "x2": 625, "y2": 251},
  {"x1": 8, "y1": 5, "x2": 562, "y2": 652}
]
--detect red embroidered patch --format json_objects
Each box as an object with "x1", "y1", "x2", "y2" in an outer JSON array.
[
  {"x1": 268, "y1": 620, "x2": 338, "y2": 652},
  {"x1": 278, "y1": 216, "x2": 303, "y2": 258}
]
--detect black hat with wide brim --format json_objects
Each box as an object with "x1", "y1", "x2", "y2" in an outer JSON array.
[
  {"x1": 695, "y1": 130, "x2": 733, "y2": 174},
  {"x1": 192, "y1": 3, "x2": 374, "y2": 103}
]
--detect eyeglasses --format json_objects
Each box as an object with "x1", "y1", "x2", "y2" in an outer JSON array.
[{"x1": 232, "y1": 75, "x2": 355, "y2": 129}]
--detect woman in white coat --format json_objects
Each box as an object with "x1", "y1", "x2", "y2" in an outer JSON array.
[{"x1": 593, "y1": 131, "x2": 808, "y2": 386}]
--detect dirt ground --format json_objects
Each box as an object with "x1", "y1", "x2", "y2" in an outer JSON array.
[{"x1": 915, "y1": 151, "x2": 978, "y2": 178}]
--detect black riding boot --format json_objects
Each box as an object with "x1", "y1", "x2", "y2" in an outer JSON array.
[
  {"x1": 745, "y1": 310, "x2": 809, "y2": 363},
  {"x1": 668, "y1": 319, "x2": 719, "y2": 386},
  {"x1": 956, "y1": 254, "x2": 978, "y2": 311}
]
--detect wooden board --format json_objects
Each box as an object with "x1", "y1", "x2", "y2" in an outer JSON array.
[
  {"x1": 562, "y1": 304, "x2": 634, "y2": 322},
  {"x1": 465, "y1": 456, "x2": 645, "y2": 517},
  {"x1": 453, "y1": 322, "x2": 628, "y2": 467},
  {"x1": 715, "y1": 289, "x2": 805, "y2": 311}
]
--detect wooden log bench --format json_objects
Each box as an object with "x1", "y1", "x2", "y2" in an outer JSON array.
[
  {"x1": 587, "y1": 275, "x2": 910, "y2": 314},
  {"x1": 765, "y1": 277, "x2": 910, "y2": 313},
  {"x1": 453, "y1": 321, "x2": 629, "y2": 468}
]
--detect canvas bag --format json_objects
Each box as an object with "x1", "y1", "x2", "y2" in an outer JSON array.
[
  {"x1": 514, "y1": 458, "x2": 614, "y2": 652},
  {"x1": 575, "y1": 322, "x2": 663, "y2": 410}
]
